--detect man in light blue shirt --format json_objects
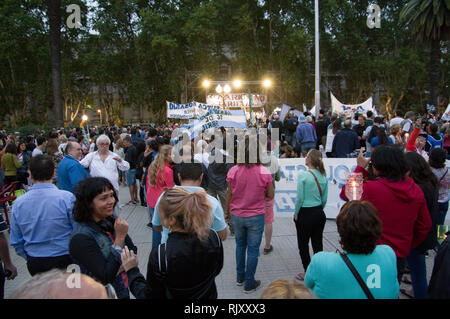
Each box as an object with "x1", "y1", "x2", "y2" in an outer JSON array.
[
  {"x1": 10, "y1": 155, "x2": 75, "y2": 276},
  {"x1": 57, "y1": 141, "x2": 90, "y2": 192},
  {"x1": 152, "y1": 162, "x2": 227, "y2": 245}
]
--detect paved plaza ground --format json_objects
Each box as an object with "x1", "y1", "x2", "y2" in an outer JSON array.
[{"x1": 3, "y1": 185, "x2": 440, "y2": 299}]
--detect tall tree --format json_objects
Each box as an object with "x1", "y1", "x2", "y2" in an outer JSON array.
[
  {"x1": 47, "y1": 0, "x2": 64, "y2": 127},
  {"x1": 400, "y1": 0, "x2": 450, "y2": 111}
]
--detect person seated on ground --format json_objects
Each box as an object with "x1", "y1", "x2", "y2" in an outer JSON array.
[
  {"x1": 260, "y1": 278, "x2": 312, "y2": 299},
  {"x1": 121, "y1": 187, "x2": 224, "y2": 299},
  {"x1": 10, "y1": 269, "x2": 111, "y2": 299},
  {"x1": 304, "y1": 200, "x2": 399, "y2": 299}
]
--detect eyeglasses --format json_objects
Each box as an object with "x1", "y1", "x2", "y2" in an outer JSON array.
[
  {"x1": 98, "y1": 143, "x2": 109, "y2": 146},
  {"x1": 104, "y1": 284, "x2": 117, "y2": 299}
]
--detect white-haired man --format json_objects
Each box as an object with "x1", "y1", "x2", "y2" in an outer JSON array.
[
  {"x1": 80, "y1": 135, "x2": 130, "y2": 193},
  {"x1": 10, "y1": 268, "x2": 112, "y2": 299}
]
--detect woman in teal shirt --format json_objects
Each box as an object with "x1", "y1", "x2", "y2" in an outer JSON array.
[
  {"x1": 294, "y1": 149, "x2": 328, "y2": 281},
  {"x1": 304, "y1": 201, "x2": 399, "y2": 299}
]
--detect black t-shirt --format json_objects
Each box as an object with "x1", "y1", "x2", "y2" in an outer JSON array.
[{"x1": 125, "y1": 145, "x2": 137, "y2": 169}]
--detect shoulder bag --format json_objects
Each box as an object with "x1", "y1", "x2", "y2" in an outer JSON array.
[
  {"x1": 308, "y1": 170, "x2": 322, "y2": 197},
  {"x1": 339, "y1": 251, "x2": 375, "y2": 299}
]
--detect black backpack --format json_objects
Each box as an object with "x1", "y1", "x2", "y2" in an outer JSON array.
[{"x1": 428, "y1": 232, "x2": 450, "y2": 299}]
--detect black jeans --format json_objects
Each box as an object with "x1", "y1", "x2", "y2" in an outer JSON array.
[
  {"x1": 294, "y1": 206, "x2": 326, "y2": 272},
  {"x1": 0, "y1": 261, "x2": 5, "y2": 299},
  {"x1": 26, "y1": 254, "x2": 73, "y2": 276},
  {"x1": 396, "y1": 257, "x2": 407, "y2": 284}
]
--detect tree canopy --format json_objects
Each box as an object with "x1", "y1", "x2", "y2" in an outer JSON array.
[{"x1": 0, "y1": 0, "x2": 448, "y2": 127}]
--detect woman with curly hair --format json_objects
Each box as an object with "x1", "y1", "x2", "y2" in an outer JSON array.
[
  {"x1": 304, "y1": 201, "x2": 399, "y2": 299},
  {"x1": 69, "y1": 177, "x2": 137, "y2": 299}
]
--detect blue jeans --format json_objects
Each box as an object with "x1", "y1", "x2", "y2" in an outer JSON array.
[
  {"x1": 232, "y1": 214, "x2": 265, "y2": 289},
  {"x1": 406, "y1": 248, "x2": 428, "y2": 299},
  {"x1": 437, "y1": 201, "x2": 449, "y2": 225},
  {"x1": 148, "y1": 206, "x2": 161, "y2": 248},
  {"x1": 300, "y1": 142, "x2": 316, "y2": 155},
  {"x1": 285, "y1": 135, "x2": 292, "y2": 145},
  {"x1": 292, "y1": 135, "x2": 297, "y2": 148}
]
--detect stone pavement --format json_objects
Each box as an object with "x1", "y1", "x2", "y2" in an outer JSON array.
[{"x1": 3, "y1": 185, "x2": 439, "y2": 299}]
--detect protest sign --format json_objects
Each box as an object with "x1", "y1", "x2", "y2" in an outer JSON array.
[{"x1": 166, "y1": 101, "x2": 196, "y2": 119}]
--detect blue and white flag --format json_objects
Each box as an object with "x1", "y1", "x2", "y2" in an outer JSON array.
[
  {"x1": 184, "y1": 109, "x2": 247, "y2": 139},
  {"x1": 193, "y1": 102, "x2": 222, "y2": 117},
  {"x1": 167, "y1": 101, "x2": 196, "y2": 119},
  {"x1": 279, "y1": 104, "x2": 291, "y2": 121}
]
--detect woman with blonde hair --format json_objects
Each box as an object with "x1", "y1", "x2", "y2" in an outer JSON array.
[
  {"x1": 121, "y1": 187, "x2": 224, "y2": 299},
  {"x1": 261, "y1": 279, "x2": 312, "y2": 299},
  {"x1": 389, "y1": 124, "x2": 403, "y2": 145},
  {"x1": 146, "y1": 145, "x2": 174, "y2": 247},
  {"x1": 294, "y1": 149, "x2": 328, "y2": 281}
]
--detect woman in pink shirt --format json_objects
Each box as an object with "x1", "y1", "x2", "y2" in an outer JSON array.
[
  {"x1": 146, "y1": 145, "x2": 174, "y2": 247},
  {"x1": 225, "y1": 136, "x2": 274, "y2": 294}
]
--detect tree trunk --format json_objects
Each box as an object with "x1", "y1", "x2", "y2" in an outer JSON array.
[
  {"x1": 47, "y1": 0, "x2": 64, "y2": 128},
  {"x1": 429, "y1": 39, "x2": 440, "y2": 111}
]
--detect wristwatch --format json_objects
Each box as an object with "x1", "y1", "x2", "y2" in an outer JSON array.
[{"x1": 112, "y1": 244, "x2": 123, "y2": 253}]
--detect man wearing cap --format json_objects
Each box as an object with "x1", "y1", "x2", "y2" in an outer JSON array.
[{"x1": 295, "y1": 114, "x2": 317, "y2": 157}]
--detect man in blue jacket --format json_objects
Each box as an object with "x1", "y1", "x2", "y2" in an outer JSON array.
[
  {"x1": 296, "y1": 115, "x2": 317, "y2": 156},
  {"x1": 57, "y1": 141, "x2": 90, "y2": 192},
  {"x1": 332, "y1": 119, "x2": 359, "y2": 158}
]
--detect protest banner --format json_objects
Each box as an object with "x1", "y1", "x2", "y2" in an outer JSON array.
[
  {"x1": 330, "y1": 92, "x2": 374, "y2": 115},
  {"x1": 279, "y1": 104, "x2": 291, "y2": 121},
  {"x1": 206, "y1": 93, "x2": 267, "y2": 108},
  {"x1": 183, "y1": 109, "x2": 247, "y2": 138},
  {"x1": 274, "y1": 158, "x2": 450, "y2": 221},
  {"x1": 166, "y1": 101, "x2": 196, "y2": 119},
  {"x1": 291, "y1": 110, "x2": 303, "y2": 119},
  {"x1": 193, "y1": 102, "x2": 222, "y2": 117}
]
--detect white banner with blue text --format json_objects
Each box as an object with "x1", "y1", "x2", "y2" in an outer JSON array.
[{"x1": 274, "y1": 158, "x2": 450, "y2": 221}]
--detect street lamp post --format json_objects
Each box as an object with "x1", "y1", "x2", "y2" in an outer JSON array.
[
  {"x1": 97, "y1": 109, "x2": 102, "y2": 126},
  {"x1": 314, "y1": 0, "x2": 320, "y2": 119}
]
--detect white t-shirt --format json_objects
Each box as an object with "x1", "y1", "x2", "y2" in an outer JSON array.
[
  {"x1": 32, "y1": 148, "x2": 43, "y2": 157},
  {"x1": 389, "y1": 117, "x2": 403, "y2": 127}
]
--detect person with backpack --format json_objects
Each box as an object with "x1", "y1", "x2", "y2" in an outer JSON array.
[
  {"x1": 401, "y1": 111, "x2": 415, "y2": 135},
  {"x1": 121, "y1": 187, "x2": 224, "y2": 299},
  {"x1": 425, "y1": 123, "x2": 444, "y2": 152}
]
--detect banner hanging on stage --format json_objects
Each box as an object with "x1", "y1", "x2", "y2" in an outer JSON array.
[
  {"x1": 330, "y1": 92, "x2": 374, "y2": 115},
  {"x1": 206, "y1": 93, "x2": 267, "y2": 108}
]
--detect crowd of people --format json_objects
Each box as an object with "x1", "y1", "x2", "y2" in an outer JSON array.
[{"x1": 0, "y1": 106, "x2": 449, "y2": 299}]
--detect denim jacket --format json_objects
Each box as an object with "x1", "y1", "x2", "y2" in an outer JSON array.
[{"x1": 70, "y1": 218, "x2": 135, "y2": 299}]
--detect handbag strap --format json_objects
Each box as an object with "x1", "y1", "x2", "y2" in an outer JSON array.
[
  {"x1": 339, "y1": 252, "x2": 375, "y2": 299},
  {"x1": 308, "y1": 170, "x2": 322, "y2": 197},
  {"x1": 439, "y1": 169, "x2": 448, "y2": 182}
]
